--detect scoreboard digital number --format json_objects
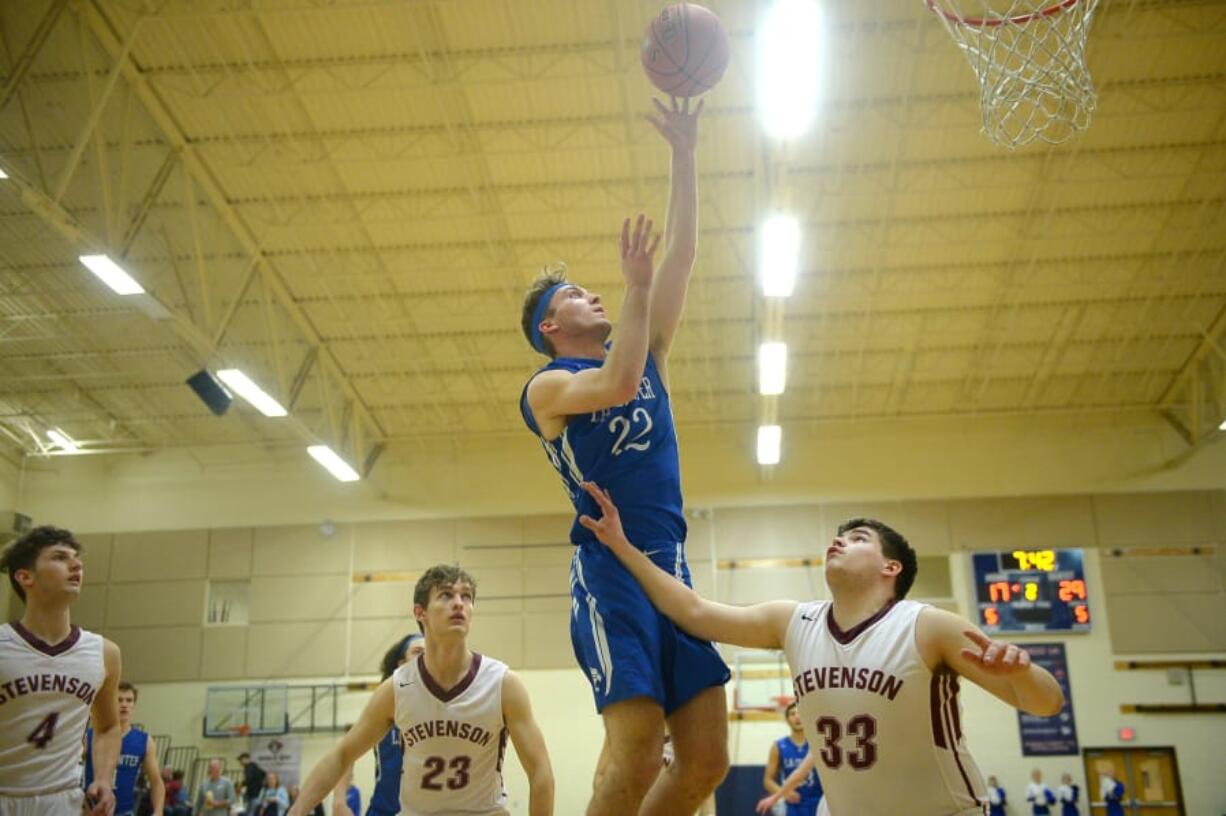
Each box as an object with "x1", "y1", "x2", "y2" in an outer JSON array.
[{"x1": 971, "y1": 549, "x2": 1090, "y2": 634}]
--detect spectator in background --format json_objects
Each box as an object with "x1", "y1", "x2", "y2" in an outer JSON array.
[
  {"x1": 239, "y1": 752, "x2": 266, "y2": 816},
  {"x1": 257, "y1": 772, "x2": 290, "y2": 816},
  {"x1": 1100, "y1": 772, "x2": 1126, "y2": 816},
  {"x1": 1027, "y1": 769, "x2": 1056, "y2": 815},
  {"x1": 1058, "y1": 772, "x2": 1081, "y2": 816},
  {"x1": 163, "y1": 769, "x2": 188, "y2": 816},
  {"x1": 986, "y1": 775, "x2": 1007, "y2": 816},
  {"x1": 196, "y1": 759, "x2": 237, "y2": 816}
]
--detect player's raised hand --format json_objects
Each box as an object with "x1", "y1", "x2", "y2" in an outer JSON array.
[
  {"x1": 960, "y1": 629, "x2": 1032, "y2": 674},
  {"x1": 619, "y1": 213, "x2": 660, "y2": 288},
  {"x1": 646, "y1": 95, "x2": 704, "y2": 153},
  {"x1": 577, "y1": 482, "x2": 632, "y2": 551}
]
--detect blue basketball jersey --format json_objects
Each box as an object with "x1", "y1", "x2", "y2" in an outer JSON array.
[
  {"x1": 776, "y1": 736, "x2": 822, "y2": 803},
  {"x1": 84, "y1": 727, "x2": 147, "y2": 814},
  {"x1": 366, "y1": 725, "x2": 402, "y2": 815},
  {"x1": 520, "y1": 351, "x2": 686, "y2": 551}
]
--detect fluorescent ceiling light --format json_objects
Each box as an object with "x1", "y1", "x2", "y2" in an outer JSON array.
[
  {"x1": 307, "y1": 445, "x2": 360, "y2": 482},
  {"x1": 46, "y1": 428, "x2": 80, "y2": 453},
  {"x1": 760, "y1": 215, "x2": 801, "y2": 297},
  {"x1": 759, "y1": 342, "x2": 788, "y2": 395},
  {"x1": 79, "y1": 254, "x2": 144, "y2": 295},
  {"x1": 0, "y1": 167, "x2": 8, "y2": 180},
  {"x1": 1220, "y1": 419, "x2": 1226, "y2": 431},
  {"x1": 757, "y1": 425, "x2": 782, "y2": 466},
  {"x1": 216, "y1": 369, "x2": 287, "y2": 417},
  {"x1": 757, "y1": 0, "x2": 821, "y2": 139}
]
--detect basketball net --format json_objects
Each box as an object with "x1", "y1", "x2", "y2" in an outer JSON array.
[{"x1": 927, "y1": 0, "x2": 1101, "y2": 149}]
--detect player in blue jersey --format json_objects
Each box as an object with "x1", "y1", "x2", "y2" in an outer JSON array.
[
  {"x1": 359, "y1": 633, "x2": 425, "y2": 816},
  {"x1": 85, "y1": 681, "x2": 165, "y2": 816},
  {"x1": 519, "y1": 96, "x2": 729, "y2": 816},
  {"x1": 761, "y1": 703, "x2": 822, "y2": 816}
]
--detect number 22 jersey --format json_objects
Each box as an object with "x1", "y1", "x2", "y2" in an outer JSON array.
[
  {"x1": 784, "y1": 600, "x2": 986, "y2": 816},
  {"x1": 0, "y1": 622, "x2": 104, "y2": 796},
  {"x1": 393, "y1": 653, "x2": 509, "y2": 816}
]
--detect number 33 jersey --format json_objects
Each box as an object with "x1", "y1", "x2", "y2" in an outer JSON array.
[
  {"x1": 394, "y1": 653, "x2": 510, "y2": 816},
  {"x1": 784, "y1": 600, "x2": 987, "y2": 816},
  {"x1": 0, "y1": 622, "x2": 104, "y2": 796}
]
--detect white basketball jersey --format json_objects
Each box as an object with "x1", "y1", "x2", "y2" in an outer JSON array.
[
  {"x1": 394, "y1": 653, "x2": 509, "y2": 816},
  {"x1": 784, "y1": 600, "x2": 986, "y2": 816},
  {"x1": 0, "y1": 623, "x2": 105, "y2": 796}
]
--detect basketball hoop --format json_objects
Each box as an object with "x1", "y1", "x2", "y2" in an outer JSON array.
[
  {"x1": 226, "y1": 724, "x2": 252, "y2": 738},
  {"x1": 926, "y1": 0, "x2": 1100, "y2": 148},
  {"x1": 772, "y1": 694, "x2": 796, "y2": 710}
]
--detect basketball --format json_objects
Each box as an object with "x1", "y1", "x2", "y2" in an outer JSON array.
[{"x1": 641, "y1": 3, "x2": 730, "y2": 97}]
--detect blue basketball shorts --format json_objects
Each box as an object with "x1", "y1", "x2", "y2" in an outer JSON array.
[{"x1": 569, "y1": 539, "x2": 730, "y2": 715}]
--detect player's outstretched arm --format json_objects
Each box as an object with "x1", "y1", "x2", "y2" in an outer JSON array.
[
  {"x1": 142, "y1": 736, "x2": 166, "y2": 816},
  {"x1": 503, "y1": 670, "x2": 555, "y2": 816},
  {"x1": 760, "y1": 741, "x2": 797, "y2": 801},
  {"x1": 919, "y1": 607, "x2": 1064, "y2": 717},
  {"x1": 645, "y1": 96, "x2": 702, "y2": 372},
  {"x1": 87, "y1": 638, "x2": 122, "y2": 816},
  {"x1": 755, "y1": 750, "x2": 815, "y2": 814},
  {"x1": 579, "y1": 481, "x2": 794, "y2": 649},
  {"x1": 288, "y1": 680, "x2": 395, "y2": 816},
  {"x1": 527, "y1": 215, "x2": 660, "y2": 424}
]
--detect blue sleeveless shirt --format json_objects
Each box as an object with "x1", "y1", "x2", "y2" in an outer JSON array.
[
  {"x1": 520, "y1": 352, "x2": 687, "y2": 551},
  {"x1": 84, "y1": 727, "x2": 148, "y2": 814},
  {"x1": 366, "y1": 725, "x2": 402, "y2": 815},
  {"x1": 776, "y1": 736, "x2": 822, "y2": 803}
]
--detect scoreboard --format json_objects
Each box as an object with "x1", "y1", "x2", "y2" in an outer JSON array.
[{"x1": 970, "y1": 549, "x2": 1090, "y2": 634}]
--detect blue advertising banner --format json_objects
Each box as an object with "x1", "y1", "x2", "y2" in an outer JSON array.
[{"x1": 1017, "y1": 642, "x2": 1078, "y2": 756}]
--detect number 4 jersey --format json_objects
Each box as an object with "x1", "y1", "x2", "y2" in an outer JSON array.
[
  {"x1": 784, "y1": 600, "x2": 987, "y2": 816},
  {"x1": 393, "y1": 652, "x2": 509, "y2": 816},
  {"x1": 0, "y1": 622, "x2": 104, "y2": 796}
]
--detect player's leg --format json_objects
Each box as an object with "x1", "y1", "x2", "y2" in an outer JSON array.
[
  {"x1": 587, "y1": 696, "x2": 666, "y2": 816},
  {"x1": 639, "y1": 685, "x2": 729, "y2": 816}
]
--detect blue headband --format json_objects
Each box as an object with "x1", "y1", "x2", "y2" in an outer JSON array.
[
  {"x1": 398, "y1": 633, "x2": 424, "y2": 660},
  {"x1": 530, "y1": 282, "x2": 570, "y2": 354}
]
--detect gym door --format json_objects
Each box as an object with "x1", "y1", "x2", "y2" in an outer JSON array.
[{"x1": 1082, "y1": 747, "x2": 1184, "y2": 816}]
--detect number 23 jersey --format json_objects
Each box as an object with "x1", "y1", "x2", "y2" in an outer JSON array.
[
  {"x1": 784, "y1": 600, "x2": 986, "y2": 816},
  {"x1": 394, "y1": 653, "x2": 509, "y2": 816},
  {"x1": 0, "y1": 622, "x2": 104, "y2": 796}
]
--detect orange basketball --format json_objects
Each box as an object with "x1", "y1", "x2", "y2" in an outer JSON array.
[{"x1": 641, "y1": 4, "x2": 730, "y2": 98}]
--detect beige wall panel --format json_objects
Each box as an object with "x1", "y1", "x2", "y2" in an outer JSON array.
[
  {"x1": 524, "y1": 566, "x2": 568, "y2": 597},
  {"x1": 716, "y1": 506, "x2": 822, "y2": 558},
  {"x1": 894, "y1": 501, "x2": 953, "y2": 552},
  {"x1": 458, "y1": 517, "x2": 521, "y2": 548},
  {"x1": 690, "y1": 563, "x2": 718, "y2": 599},
  {"x1": 248, "y1": 575, "x2": 350, "y2": 623},
  {"x1": 458, "y1": 544, "x2": 524, "y2": 569},
  {"x1": 1106, "y1": 593, "x2": 1226, "y2": 652},
  {"x1": 1100, "y1": 556, "x2": 1223, "y2": 594},
  {"x1": 246, "y1": 621, "x2": 346, "y2": 678},
  {"x1": 107, "y1": 580, "x2": 205, "y2": 628},
  {"x1": 522, "y1": 545, "x2": 572, "y2": 568},
  {"x1": 111, "y1": 530, "x2": 207, "y2": 582},
  {"x1": 822, "y1": 501, "x2": 910, "y2": 546},
  {"x1": 110, "y1": 626, "x2": 201, "y2": 682},
  {"x1": 948, "y1": 496, "x2": 1096, "y2": 550},
  {"x1": 200, "y1": 626, "x2": 248, "y2": 680},
  {"x1": 521, "y1": 514, "x2": 572, "y2": 545},
  {"x1": 350, "y1": 617, "x2": 417, "y2": 675},
  {"x1": 717, "y1": 567, "x2": 822, "y2": 606},
  {"x1": 1093, "y1": 492, "x2": 1217, "y2": 546},
  {"x1": 351, "y1": 582, "x2": 414, "y2": 620},
  {"x1": 476, "y1": 598, "x2": 525, "y2": 615},
  {"x1": 1211, "y1": 491, "x2": 1226, "y2": 537},
  {"x1": 522, "y1": 612, "x2": 573, "y2": 669},
  {"x1": 466, "y1": 615, "x2": 523, "y2": 667},
  {"x1": 472, "y1": 567, "x2": 523, "y2": 599},
  {"x1": 353, "y1": 520, "x2": 455, "y2": 573},
  {"x1": 209, "y1": 528, "x2": 253, "y2": 579},
  {"x1": 912, "y1": 556, "x2": 954, "y2": 599},
  {"x1": 685, "y1": 515, "x2": 715, "y2": 553},
  {"x1": 523, "y1": 596, "x2": 569, "y2": 614},
  {"x1": 75, "y1": 585, "x2": 108, "y2": 630},
  {"x1": 78, "y1": 534, "x2": 113, "y2": 584},
  {"x1": 253, "y1": 526, "x2": 350, "y2": 575}
]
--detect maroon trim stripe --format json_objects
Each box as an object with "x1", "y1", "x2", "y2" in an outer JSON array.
[
  {"x1": 929, "y1": 673, "x2": 947, "y2": 748},
  {"x1": 826, "y1": 600, "x2": 897, "y2": 645},
  {"x1": 941, "y1": 673, "x2": 980, "y2": 804},
  {"x1": 11, "y1": 621, "x2": 81, "y2": 656},
  {"x1": 418, "y1": 652, "x2": 482, "y2": 704}
]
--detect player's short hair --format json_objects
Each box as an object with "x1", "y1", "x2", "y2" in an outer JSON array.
[
  {"x1": 837, "y1": 517, "x2": 917, "y2": 600},
  {"x1": 118, "y1": 681, "x2": 138, "y2": 701},
  {"x1": 413, "y1": 565, "x2": 478, "y2": 633},
  {"x1": 0, "y1": 526, "x2": 81, "y2": 603},
  {"x1": 784, "y1": 701, "x2": 797, "y2": 717},
  {"x1": 520, "y1": 264, "x2": 568, "y2": 358},
  {"x1": 380, "y1": 633, "x2": 424, "y2": 680}
]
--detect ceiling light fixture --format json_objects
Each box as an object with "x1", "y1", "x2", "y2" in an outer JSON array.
[
  {"x1": 79, "y1": 254, "x2": 144, "y2": 295},
  {"x1": 760, "y1": 215, "x2": 801, "y2": 297},
  {"x1": 757, "y1": 425, "x2": 782, "y2": 466},
  {"x1": 757, "y1": 0, "x2": 822, "y2": 139},
  {"x1": 307, "y1": 445, "x2": 360, "y2": 482},
  {"x1": 759, "y1": 342, "x2": 788, "y2": 395},
  {"x1": 46, "y1": 428, "x2": 80, "y2": 453},
  {"x1": 216, "y1": 369, "x2": 287, "y2": 417}
]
